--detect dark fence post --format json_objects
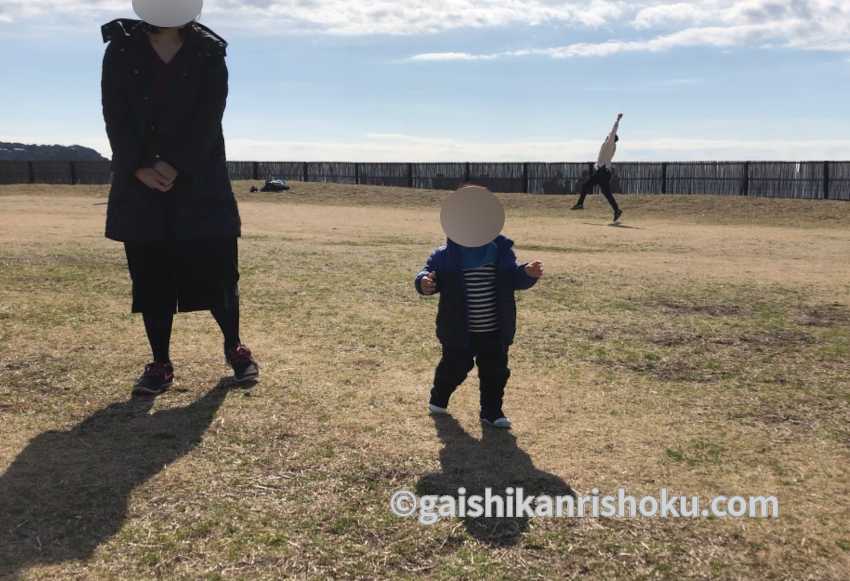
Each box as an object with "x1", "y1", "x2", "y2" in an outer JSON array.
[
  {"x1": 69, "y1": 161, "x2": 77, "y2": 185},
  {"x1": 661, "y1": 162, "x2": 668, "y2": 194},
  {"x1": 823, "y1": 161, "x2": 830, "y2": 200},
  {"x1": 355, "y1": 163, "x2": 360, "y2": 185},
  {"x1": 303, "y1": 162, "x2": 309, "y2": 183},
  {"x1": 741, "y1": 161, "x2": 750, "y2": 196},
  {"x1": 522, "y1": 162, "x2": 529, "y2": 193},
  {"x1": 464, "y1": 162, "x2": 471, "y2": 183},
  {"x1": 407, "y1": 163, "x2": 414, "y2": 188},
  {"x1": 27, "y1": 161, "x2": 35, "y2": 184},
  {"x1": 252, "y1": 161, "x2": 259, "y2": 180}
]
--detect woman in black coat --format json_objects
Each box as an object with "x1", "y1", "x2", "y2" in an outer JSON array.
[{"x1": 101, "y1": 8, "x2": 258, "y2": 395}]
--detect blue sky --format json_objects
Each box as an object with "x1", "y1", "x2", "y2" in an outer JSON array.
[{"x1": 1, "y1": 0, "x2": 849, "y2": 161}]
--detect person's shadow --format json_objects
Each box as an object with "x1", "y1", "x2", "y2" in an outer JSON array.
[
  {"x1": 0, "y1": 385, "x2": 230, "y2": 579},
  {"x1": 416, "y1": 416, "x2": 574, "y2": 546}
]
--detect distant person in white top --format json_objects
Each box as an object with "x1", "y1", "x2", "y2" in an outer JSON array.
[{"x1": 572, "y1": 113, "x2": 624, "y2": 223}]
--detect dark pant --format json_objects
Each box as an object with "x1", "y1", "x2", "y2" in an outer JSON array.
[
  {"x1": 576, "y1": 166, "x2": 620, "y2": 212},
  {"x1": 124, "y1": 238, "x2": 242, "y2": 363},
  {"x1": 431, "y1": 332, "x2": 511, "y2": 419}
]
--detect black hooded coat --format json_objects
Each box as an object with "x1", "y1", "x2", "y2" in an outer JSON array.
[{"x1": 101, "y1": 19, "x2": 241, "y2": 242}]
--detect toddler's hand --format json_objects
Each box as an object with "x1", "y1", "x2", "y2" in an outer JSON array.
[
  {"x1": 421, "y1": 271, "x2": 438, "y2": 294},
  {"x1": 525, "y1": 260, "x2": 544, "y2": 279}
]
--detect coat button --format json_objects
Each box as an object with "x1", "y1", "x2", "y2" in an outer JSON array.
[
  {"x1": 132, "y1": 68, "x2": 139, "y2": 75},
  {"x1": 143, "y1": 95, "x2": 150, "y2": 102}
]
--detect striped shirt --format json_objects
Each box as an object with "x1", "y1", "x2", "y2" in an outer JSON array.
[{"x1": 464, "y1": 264, "x2": 499, "y2": 333}]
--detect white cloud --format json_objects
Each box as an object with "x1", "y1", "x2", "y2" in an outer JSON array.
[
  {"x1": 409, "y1": 52, "x2": 500, "y2": 62},
  {"x1": 409, "y1": 24, "x2": 771, "y2": 61},
  {"x1": 409, "y1": 1, "x2": 850, "y2": 60},
  {"x1": 0, "y1": 0, "x2": 623, "y2": 35},
  {"x1": 633, "y1": 3, "x2": 712, "y2": 29},
  {"x1": 3, "y1": 0, "x2": 849, "y2": 59}
]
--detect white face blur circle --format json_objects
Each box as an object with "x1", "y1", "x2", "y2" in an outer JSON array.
[
  {"x1": 440, "y1": 185, "x2": 505, "y2": 248},
  {"x1": 132, "y1": 0, "x2": 203, "y2": 27}
]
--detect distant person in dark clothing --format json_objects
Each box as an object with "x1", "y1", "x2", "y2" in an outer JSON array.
[
  {"x1": 101, "y1": 1, "x2": 258, "y2": 396},
  {"x1": 572, "y1": 113, "x2": 624, "y2": 223}
]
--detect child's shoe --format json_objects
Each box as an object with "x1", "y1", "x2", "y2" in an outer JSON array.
[{"x1": 481, "y1": 412, "x2": 512, "y2": 429}]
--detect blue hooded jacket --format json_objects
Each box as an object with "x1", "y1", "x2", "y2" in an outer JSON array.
[{"x1": 414, "y1": 235, "x2": 538, "y2": 349}]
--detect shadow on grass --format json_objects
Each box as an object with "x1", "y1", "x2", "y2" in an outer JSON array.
[
  {"x1": 580, "y1": 222, "x2": 644, "y2": 230},
  {"x1": 416, "y1": 415, "x2": 574, "y2": 547},
  {"x1": 0, "y1": 384, "x2": 230, "y2": 579}
]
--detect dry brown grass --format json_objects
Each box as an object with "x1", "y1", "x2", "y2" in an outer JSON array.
[{"x1": 0, "y1": 181, "x2": 849, "y2": 580}]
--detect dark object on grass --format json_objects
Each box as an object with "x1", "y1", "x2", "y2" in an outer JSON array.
[{"x1": 258, "y1": 177, "x2": 290, "y2": 192}]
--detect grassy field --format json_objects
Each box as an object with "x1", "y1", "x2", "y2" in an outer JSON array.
[{"x1": 1, "y1": 181, "x2": 849, "y2": 580}]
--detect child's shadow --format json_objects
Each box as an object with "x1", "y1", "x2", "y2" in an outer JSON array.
[
  {"x1": 416, "y1": 415, "x2": 574, "y2": 546},
  {"x1": 0, "y1": 384, "x2": 230, "y2": 579}
]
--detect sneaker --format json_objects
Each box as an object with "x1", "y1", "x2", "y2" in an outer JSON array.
[
  {"x1": 480, "y1": 413, "x2": 512, "y2": 429},
  {"x1": 428, "y1": 403, "x2": 450, "y2": 415},
  {"x1": 132, "y1": 362, "x2": 174, "y2": 396},
  {"x1": 613, "y1": 208, "x2": 623, "y2": 222},
  {"x1": 226, "y1": 344, "x2": 260, "y2": 383},
  {"x1": 570, "y1": 204, "x2": 584, "y2": 210}
]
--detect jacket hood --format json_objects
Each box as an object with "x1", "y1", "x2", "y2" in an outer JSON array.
[
  {"x1": 101, "y1": 18, "x2": 140, "y2": 43},
  {"x1": 101, "y1": 18, "x2": 228, "y2": 56}
]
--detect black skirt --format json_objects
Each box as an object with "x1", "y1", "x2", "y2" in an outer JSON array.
[{"x1": 124, "y1": 238, "x2": 239, "y2": 313}]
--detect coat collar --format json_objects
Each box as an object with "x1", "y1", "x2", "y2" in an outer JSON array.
[
  {"x1": 446, "y1": 234, "x2": 514, "y2": 253},
  {"x1": 445, "y1": 234, "x2": 513, "y2": 267},
  {"x1": 101, "y1": 19, "x2": 228, "y2": 57}
]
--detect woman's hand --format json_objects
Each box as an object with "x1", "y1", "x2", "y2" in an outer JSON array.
[
  {"x1": 153, "y1": 160, "x2": 179, "y2": 184},
  {"x1": 134, "y1": 167, "x2": 174, "y2": 192}
]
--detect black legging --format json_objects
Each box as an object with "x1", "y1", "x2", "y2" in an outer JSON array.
[
  {"x1": 576, "y1": 166, "x2": 620, "y2": 212},
  {"x1": 144, "y1": 285, "x2": 241, "y2": 363}
]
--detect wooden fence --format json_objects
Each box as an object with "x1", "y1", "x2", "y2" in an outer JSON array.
[{"x1": 1, "y1": 160, "x2": 849, "y2": 200}]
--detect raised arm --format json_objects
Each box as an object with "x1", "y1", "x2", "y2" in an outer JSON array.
[{"x1": 609, "y1": 113, "x2": 623, "y2": 139}]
